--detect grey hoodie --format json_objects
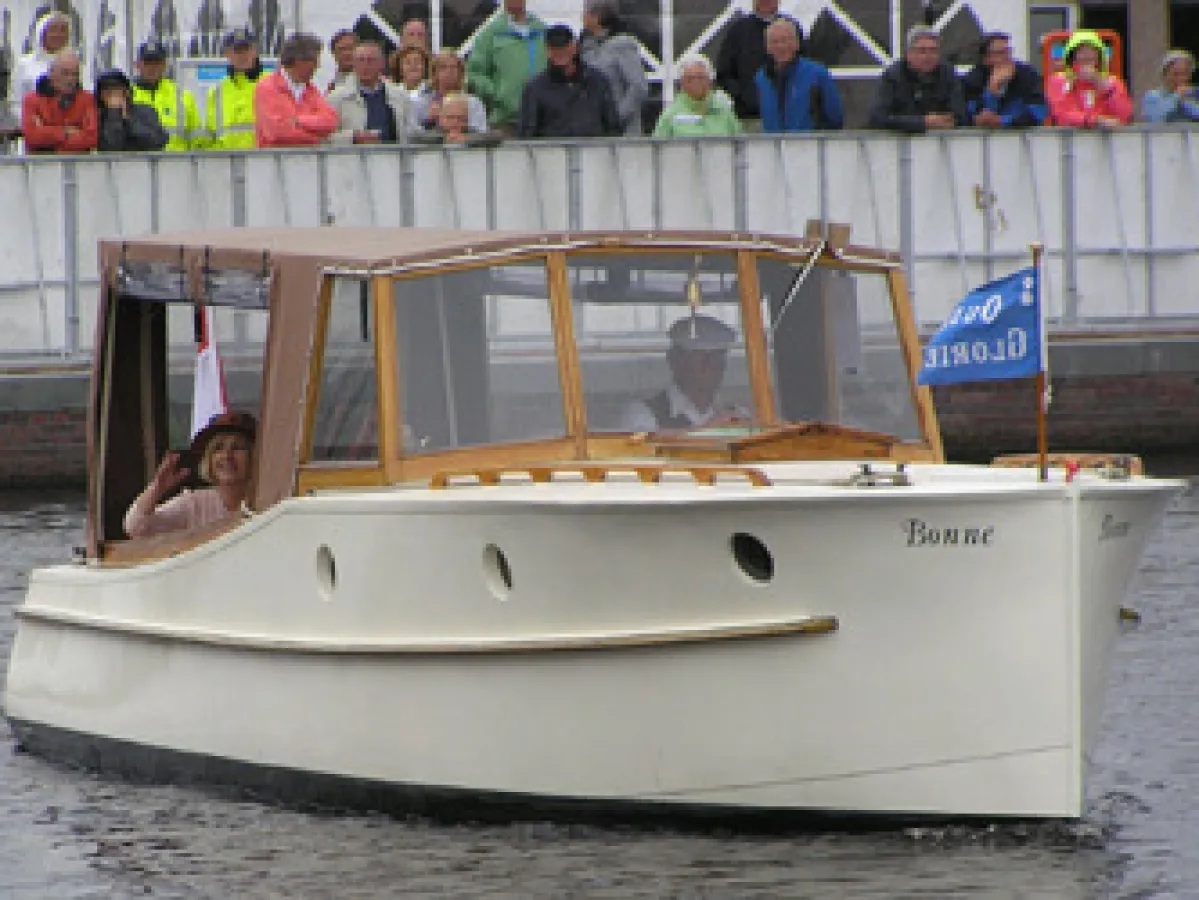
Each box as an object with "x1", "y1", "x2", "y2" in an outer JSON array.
[{"x1": 579, "y1": 31, "x2": 647, "y2": 135}]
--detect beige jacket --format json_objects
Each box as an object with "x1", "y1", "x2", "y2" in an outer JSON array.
[{"x1": 328, "y1": 80, "x2": 411, "y2": 145}]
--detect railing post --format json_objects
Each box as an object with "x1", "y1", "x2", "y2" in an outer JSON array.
[
  {"x1": 400, "y1": 148, "x2": 416, "y2": 226},
  {"x1": 1060, "y1": 131, "x2": 1078, "y2": 322},
  {"x1": 485, "y1": 146, "x2": 498, "y2": 231},
  {"x1": 652, "y1": 141, "x2": 663, "y2": 229},
  {"x1": 150, "y1": 156, "x2": 161, "y2": 233},
  {"x1": 733, "y1": 138, "x2": 748, "y2": 232},
  {"x1": 566, "y1": 143, "x2": 582, "y2": 231},
  {"x1": 981, "y1": 133, "x2": 993, "y2": 282},
  {"x1": 1143, "y1": 130, "x2": 1156, "y2": 317},
  {"x1": 62, "y1": 160, "x2": 79, "y2": 358},
  {"x1": 232, "y1": 153, "x2": 247, "y2": 227},
  {"x1": 898, "y1": 137, "x2": 915, "y2": 314},
  {"x1": 318, "y1": 149, "x2": 332, "y2": 225},
  {"x1": 817, "y1": 134, "x2": 829, "y2": 228}
]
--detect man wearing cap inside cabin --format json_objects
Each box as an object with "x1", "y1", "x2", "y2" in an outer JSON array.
[
  {"x1": 132, "y1": 40, "x2": 205, "y2": 151},
  {"x1": 618, "y1": 314, "x2": 750, "y2": 433},
  {"x1": 518, "y1": 24, "x2": 620, "y2": 138},
  {"x1": 204, "y1": 27, "x2": 265, "y2": 150},
  {"x1": 1046, "y1": 30, "x2": 1132, "y2": 128},
  {"x1": 96, "y1": 69, "x2": 168, "y2": 152},
  {"x1": 124, "y1": 412, "x2": 256, "y2": 539}
]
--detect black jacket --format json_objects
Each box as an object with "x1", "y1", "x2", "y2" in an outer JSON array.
[
  {"x1": 716, "y1": 13, "x2": 774, "y2": 119},
  {"x1": 517, "y1": 62, "x2": 621, "y2": 139},
  {"x1": 97, "y1": 102, "x2": 168, "y2": 152},
  {"x1": 867, "y1": 60, "x2": 967, "y2": 133},
  {"x1": 960, "y1": 61, "x2": 1047, "y2": 127}
]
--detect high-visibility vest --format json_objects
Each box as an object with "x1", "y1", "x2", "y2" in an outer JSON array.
[
  {"x1": 204, "y1": 73, "x2": 258, "y2": 150},
  {"x1": 131, "y1": 78, "x2": 203, "y2": 151}
]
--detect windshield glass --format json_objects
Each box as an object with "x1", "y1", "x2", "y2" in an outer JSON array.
[
  {"x1": 393, "y1": 260, "x2": 566, "y2": 453},
  {"x1": 568, "y1": 251, "x2": 756, "y2": 434},
  {"x1": 757, "y1": 257, "x2": 921, "y2": 441}
]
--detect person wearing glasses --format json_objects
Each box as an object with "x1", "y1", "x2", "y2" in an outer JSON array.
[{"x1": 22, "y1": 50, "x2": 98, "y2": 154}]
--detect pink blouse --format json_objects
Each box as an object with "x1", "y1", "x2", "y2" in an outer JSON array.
[{"x1": 123, "y1": 487, "x2": 236, "y2": 539}]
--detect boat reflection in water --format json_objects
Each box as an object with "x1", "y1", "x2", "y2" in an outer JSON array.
[{"x1": 2, "y1": 223, "x2": 1183, "y2": 824}]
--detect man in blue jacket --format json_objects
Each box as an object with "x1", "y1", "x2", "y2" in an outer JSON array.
[{"x1": 754, "y1": 19, "x2": 843, "y2": 133}]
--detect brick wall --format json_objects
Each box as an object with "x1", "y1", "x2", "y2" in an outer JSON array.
[{"x1": 0, "y1": 408, "x2": 89, "y2": 489}]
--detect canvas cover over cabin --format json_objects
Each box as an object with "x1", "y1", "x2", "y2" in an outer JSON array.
[{"x1": 89, "y1": 226, "x2": 942, "y2": 560}]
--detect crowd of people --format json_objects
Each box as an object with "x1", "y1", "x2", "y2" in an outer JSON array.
[{"x1": 12, "y1": 1, "x2": 1199, "y2": 155}]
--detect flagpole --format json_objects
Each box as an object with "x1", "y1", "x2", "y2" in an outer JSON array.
[{"x1": 1031, "y1": 242, "x2": 1048, "y2": 482}]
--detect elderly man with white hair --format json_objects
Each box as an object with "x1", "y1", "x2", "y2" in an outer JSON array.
[{"x1": 654, "y1": 55, "x2": 740, "y2": 138}]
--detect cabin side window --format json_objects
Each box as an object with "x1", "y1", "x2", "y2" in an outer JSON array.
[
  {"x1": 565, "y1": 252, "x2": 755, "y2": 433},
  {"x1": 757, "y1": 258, "x2": 922, "y2": 441},
  {"x1": 310, "y1": 278, "x2": 378, "y2": 462},
  {"x1": 393, "y1": 261, "x2": 566, "y2": 453}
]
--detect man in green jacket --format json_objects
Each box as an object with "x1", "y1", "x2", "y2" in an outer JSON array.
[
  {"x1": 654, "y1": 55, "x2": 742, "y2": 138},
  {"x1": 466, "y1": 0, "x2": 547, "y2": 136}
]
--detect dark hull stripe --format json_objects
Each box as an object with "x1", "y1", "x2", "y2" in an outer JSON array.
[{"x1": 5, "y1": 717, "x2": 1062, "y2": 832}]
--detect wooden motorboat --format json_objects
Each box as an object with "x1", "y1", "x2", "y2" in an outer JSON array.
[{"x1": 3, "y1": 223, "x2": 1182, "y2": 823}]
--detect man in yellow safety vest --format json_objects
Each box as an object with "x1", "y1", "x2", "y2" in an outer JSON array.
[
  {"x1": 204, "y1": 28, "x2": 264, "y2": 149},
  {"x1": 131, "y1": 40, "x2": 204, "y2": 151}
]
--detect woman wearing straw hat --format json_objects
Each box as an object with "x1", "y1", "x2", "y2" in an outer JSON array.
[{"x1": 124, "y1": 412, "x2": 256, "y2": 539}]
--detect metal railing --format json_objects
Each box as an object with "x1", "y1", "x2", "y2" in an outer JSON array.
[{"x1": 2, "y1": 126, "x2": 1197, "y2": 362}]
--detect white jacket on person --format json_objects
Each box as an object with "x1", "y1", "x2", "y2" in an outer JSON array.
[
  {"x1": 328, "y1": 79, "x2": 410, "y2": 145},
  {"x1": 12, "y1": 13, "x2": 74, "y2": 116}
]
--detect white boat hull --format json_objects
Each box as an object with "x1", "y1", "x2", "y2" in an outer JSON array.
[{"x1": 3, "y1": 463, "x2": 1181, "y2": 821}]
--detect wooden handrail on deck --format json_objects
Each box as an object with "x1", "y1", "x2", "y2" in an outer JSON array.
[{"x1": 428, "y1": 464, "x2": 772, "y2": 489}]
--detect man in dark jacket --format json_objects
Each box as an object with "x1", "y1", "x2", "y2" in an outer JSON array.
[
  {"x1": 961, "y1": 32, "x2": 1047, "y2": 128},
  {"x1": 868, "y1": 26, "x2": 967, "y2": 133},
  {"x1": 517, "y1": 24, "x2": 620, "y2": 138},
  {"x1": 95, "y1": 69, "x2": 168, "y2": 151},
  {"x1": 715, "y1": 0, "x2": 795, "y2": 127}
]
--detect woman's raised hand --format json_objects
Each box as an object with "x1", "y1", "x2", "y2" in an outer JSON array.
[{"x1": 151, "y1": 451, "x2": 190, "y2": 501}]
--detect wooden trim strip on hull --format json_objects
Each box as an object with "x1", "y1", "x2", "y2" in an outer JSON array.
[{"x1": 13, "y1": 608, "x2": 837, "y2": 655}]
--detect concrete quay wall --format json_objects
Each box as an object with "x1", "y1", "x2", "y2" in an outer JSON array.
[{"x1": 3, "y1": 336, "x2": 1198, "y2": 489}]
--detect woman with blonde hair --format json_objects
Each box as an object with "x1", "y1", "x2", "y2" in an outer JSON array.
[
  {"x1": 1142, "y1": 49, "x2": 1199, "y2": 123},
  {"x1": 409, "y1": 50, "x2": 488, "y2": 134},
  {"x1": 391, "y1": 45, "x2": 431, "y2": 102}
]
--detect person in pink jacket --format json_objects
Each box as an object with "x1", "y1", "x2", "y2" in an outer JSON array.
[
  {"x1": 1047, "y1": 30, "x2": 1133, "y2": 128},
  {"x1": 255, "y1": 32, "x2": 339, "y2": 147}
]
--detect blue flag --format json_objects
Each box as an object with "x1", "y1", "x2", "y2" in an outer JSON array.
[{"x1": 917, "y1": 266, "x2": 1041, "y2": 387}]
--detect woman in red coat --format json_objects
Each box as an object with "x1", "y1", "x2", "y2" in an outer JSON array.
[
  {"x1": 22, "y1": 50, "x2": 98, "y2": 153},
  {"x1": 1047, "y1": 30, "x2": 1134, "y2": 128}
]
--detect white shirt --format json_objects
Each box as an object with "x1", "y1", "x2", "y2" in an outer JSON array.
[
  {"x1": 618, "y1": 382, "x2": 743, "y2": 433},
  {"x1": 283, "y1": 71, "x2": 307, "y2": 103}
]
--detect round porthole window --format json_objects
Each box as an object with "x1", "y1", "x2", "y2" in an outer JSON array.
[
  {"x1": 731, "y1": 533, "x2": 774, "y2": 584},
  {"x1": 316, "y1": 544, "x2": 337, "y2": 600},
  {"x1": 483, "y1": 544, "x2": 513, "y2": 600}
]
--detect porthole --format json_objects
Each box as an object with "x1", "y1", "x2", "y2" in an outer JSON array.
[
  {"x1": 731, "y1": 533, "x2": 773, "y2": 584},
  {"x1": 483, "y1": 544, "x2": 513, "y2": 600},
  {"x1": 316, "y1": 544, "x2": 337, "y2": 600}
]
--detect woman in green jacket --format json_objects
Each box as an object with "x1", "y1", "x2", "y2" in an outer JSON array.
[{"x1": 654, "y1": 55, "x2": 742, "y2": 138}]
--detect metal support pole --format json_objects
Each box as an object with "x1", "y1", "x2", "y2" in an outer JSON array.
[
  {"x1": 1143, "y1": 130, "x2": 1156, "y2": 317},
  {"x1": 1060, "y1": 131, "x2": 1078, "y2": 322},
  {"x1": 981, "y1": 133, "x2": 993, "y2": 281},
  {"x1": 898, "y1": 137, "x2": 915, "y2": 308},
  {"x1": 566, "y1": 143, "x2": 582, "y2": 231},
  {"x1": 485, "y1": 146, "x2": 497, "y2": 231},
  {"x1": 817, "y1": 135, "x2": 829, "y2": 228},
  {"x1": 231, "y1": 154, "x2": 247, "y2": 227},
  {"x1": 400, "y1": 149, "x2": 415, "y2": 227},
  {"x1": 62, "y1": 161, "x2": 80, "y2": 358},
  {"x1": 651, "y1": 141, "x2": 662, "y2": 229},
  {"x1": 733, "y1": 138, "x2": 748, "y2": 233},
  {"x1": 149, "y1": 156, "x2": 161, "y2": 233},
  {"x1": 317, "y1": 151, "x2": 332, "y2": 225}
]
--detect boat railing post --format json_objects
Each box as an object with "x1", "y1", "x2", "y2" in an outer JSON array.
[{"x1": 62, "y1": 159, "x2": 79, "y2": 358}]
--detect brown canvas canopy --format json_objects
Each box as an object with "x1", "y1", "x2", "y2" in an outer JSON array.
[{"x1": 90, "y1": 225, "x2": 901, "y2": 555}]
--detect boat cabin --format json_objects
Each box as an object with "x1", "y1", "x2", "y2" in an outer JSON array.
[{"x1": 90, "y1": 224, "x2": 943, "y2": 562}]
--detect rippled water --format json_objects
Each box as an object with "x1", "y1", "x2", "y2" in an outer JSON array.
[{"x1": 1, "y1": 488, "x2": 1197, "y2": 899}]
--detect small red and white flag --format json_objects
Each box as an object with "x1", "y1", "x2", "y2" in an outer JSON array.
[{"x1": 191, "y1": 306, "x2": 228, "y2": 438}]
